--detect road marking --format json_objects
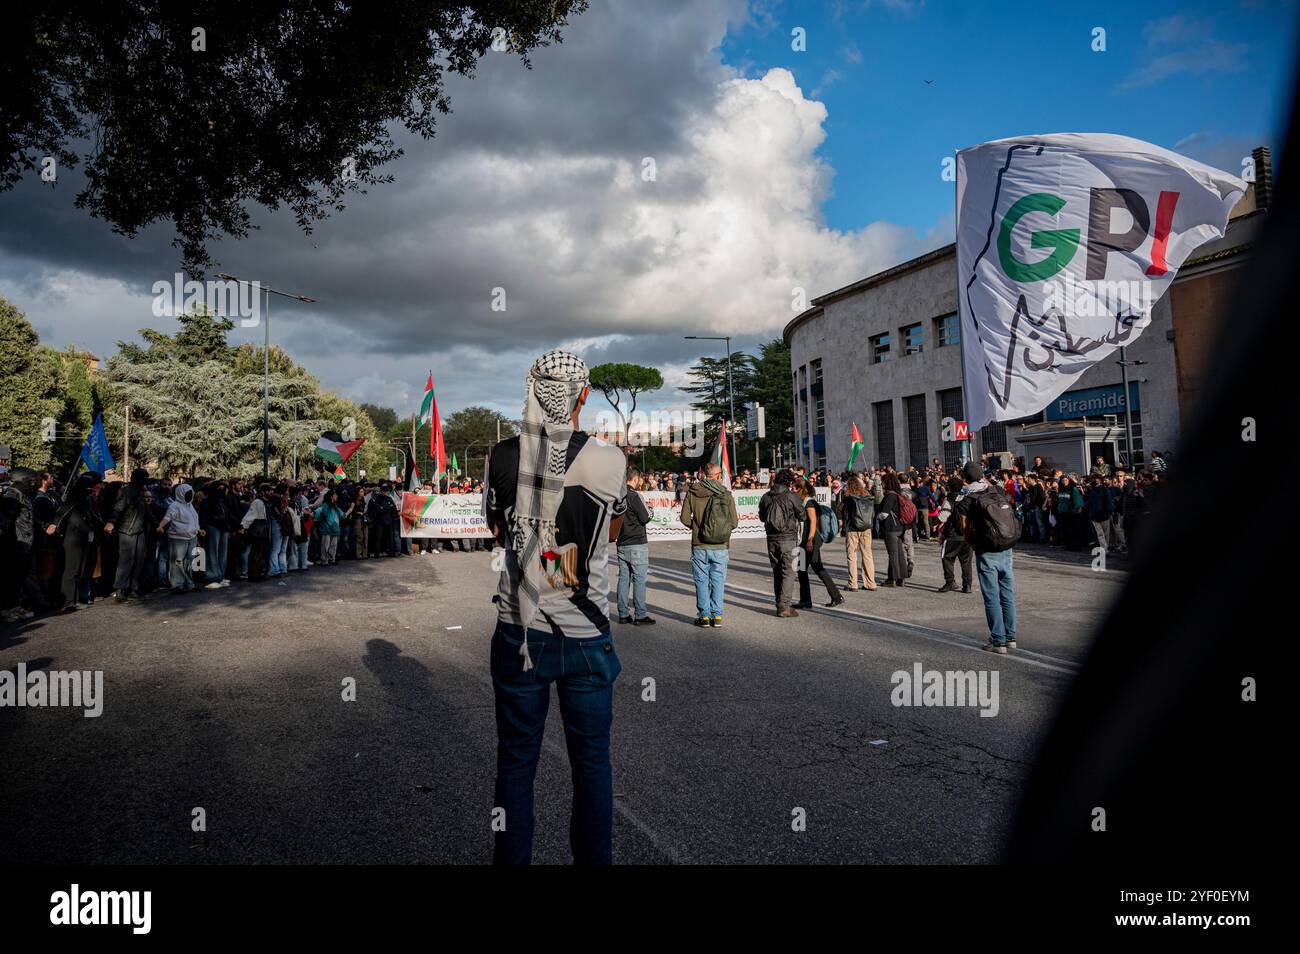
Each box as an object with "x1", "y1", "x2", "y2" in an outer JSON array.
[{"x1": 645, "y1": 565, "x2": 1080, "y2": 676}]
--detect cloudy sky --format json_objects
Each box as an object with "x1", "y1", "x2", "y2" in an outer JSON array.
[{"x1": 2, "y1": 0, "x2": 1295, "y2": 423}]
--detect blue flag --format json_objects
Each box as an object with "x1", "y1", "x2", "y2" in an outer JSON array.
[{"x1": 79, "y1": 413, "x2": 116, "y2": 474}]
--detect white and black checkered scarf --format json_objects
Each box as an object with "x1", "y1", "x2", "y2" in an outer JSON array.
[{"x1": 513, "y1": 350, "x2": 588, "y2": 653}]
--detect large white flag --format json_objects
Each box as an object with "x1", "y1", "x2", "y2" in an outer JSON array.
[{"x1": 956, "y1": 133, "x2": 1245, "y2": 432}]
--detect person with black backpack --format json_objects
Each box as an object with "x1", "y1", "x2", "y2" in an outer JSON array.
[
  {"x1": 758, "y1": 469, "x2": 805, "y2": 617},
  {"x1": 793, "y1": 478, "x2": 843, "y2": 608},
  {"x1": 679, "y1": 462, "x2": 738, "y2": 628},
  {"x1": 836, "y1": 476, "x2": 878, "y2": 591},
  {"x1": 955, "y1": 460, "x2": 1020, "y2": 654},
  {"x1": 878, "y1": 472, "x2": 914, "y2": 587}
]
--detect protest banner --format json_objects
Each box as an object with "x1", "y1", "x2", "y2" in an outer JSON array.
[{"x1": 400, "y1": 492, "x2": 492, "y2": 539}]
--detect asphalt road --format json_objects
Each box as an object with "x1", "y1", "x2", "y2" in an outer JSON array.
[{"x1": 0, "y1": 535, "x2": 1127, "y2": 864}]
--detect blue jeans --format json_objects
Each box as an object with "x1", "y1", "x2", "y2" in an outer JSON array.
[
  {"x1": 976, "y1": 549, "x2": 1017, "y2": 644},
  {"x1": 269, "y1": 520, "x2": 284, "y2": 575},
  {"x1": 490, "y1": 620, "x2": 621, "y2": 865},
  {"x1": 167, "y1": 536, "x2": 196, "y2": 590},
  {"x1": 293, "y1": 539, "x2": 310, "y2": 569},
  {"x1": 205, "y1": 526, "x2": 228, "y2": 582},
  {"x1": 690, "y1": 547, "x2": 729, "y2": 618},
  {"x1": 1024, "y1": 507, "x2": 1046, "y2": 544},
  {"x1": 616, "y1": 543, "x2": 649, "y2": 620}
]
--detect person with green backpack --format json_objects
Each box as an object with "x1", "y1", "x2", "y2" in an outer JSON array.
[{"x1": 679, "y1": 462, "x2": 738, "y2": 628}]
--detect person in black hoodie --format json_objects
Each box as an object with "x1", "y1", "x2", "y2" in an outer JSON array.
[
  {"x1": 106, "y1": 467, "x2": 156, "y2": 601},
  {"x1": 48, "y1": 472, "x2": 103, "y2": 611},
  {"x1": 878, "y1": 472, "x2": 910, "y2": 587},
  {"x1": 197, "y1": 479, "x2": 235, "y2": 587},
  {"x1": 615, "y1": 467, "x2": 655, "y2": 625}
]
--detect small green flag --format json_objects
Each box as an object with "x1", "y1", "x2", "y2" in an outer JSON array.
[{"x1": 451, "y1": 452, "x2": 459, "y2": 472}]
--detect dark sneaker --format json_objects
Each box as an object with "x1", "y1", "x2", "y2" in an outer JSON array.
[
  {"x1": 827, "y1": 598, "x2": 844, "y2": 608},
  {"x1": 936, "y1": 583, "x2": 954, "y2": 593},
  {"x1": 636, "y1": 617, "x2": 657, "y2": 626},
  {"x1": 710, "y1": 616, "x2": 721, "y2": 627},
  {"x1": 694, "y1": 617, "x2": 711, "y2": 627},
  {"x1": 776, "y1": 608, "x2": 799, "y2": 618},
  {"x1": 793, "y1": 601, "x2": 813, "y2": 609},
  {"x1": 619, "y1": 616, "x2": 634, "y2": 624},
  {"x1": 961, "y1": 585, "x2": 972, "y2": 593},
  {"x1": 981, "y1": 640, "x2": 1008, "y2": 655}
]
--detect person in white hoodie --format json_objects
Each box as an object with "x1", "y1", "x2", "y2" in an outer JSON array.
[{"x1": 157, "y1": 482, "x2": 203, "y2": 593}]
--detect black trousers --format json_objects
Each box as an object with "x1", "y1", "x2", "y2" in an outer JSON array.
[
  {"x1": 0, "y1": 538, "x2": 27, "y2": 610},
  {"x1": 798, "y1": 537, "x2": 841, "y2": 604},
  {"x1": 248, "y1": 538, "x2": 270, "y2": 580},
  {"x1": 941, "y1": 537, "x2": 973, "y2": 588},
  {"x1": 883, "y1": 530, "x2": 908, "y2": 582},
  {"x1": 60, "y1": 531, "x2": 91, "y2": 605}
]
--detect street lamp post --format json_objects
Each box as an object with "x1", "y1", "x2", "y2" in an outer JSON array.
[
  {"x1": 685, "y1": 334, "x2": 735, "y2": 451},
  {"x1": 216, "y1": 274, "x2": 316, "y2": 479}
]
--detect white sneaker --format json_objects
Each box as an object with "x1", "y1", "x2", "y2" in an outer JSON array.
[
  {"x1": 220, "y1": 580, "x2": 232, "y2": 588},
  {"x1": 205, "y1": 582, "x2": 223, "y2": 590}
]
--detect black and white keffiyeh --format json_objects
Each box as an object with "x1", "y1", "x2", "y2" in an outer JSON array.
[{"x1": 513, "y1": 350, "x2": 588, "y2": 667}]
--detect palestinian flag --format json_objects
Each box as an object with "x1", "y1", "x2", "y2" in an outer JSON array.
[
  {"x1": 314, "y1": 432, "x2": 365, "y2": 468},
  {"x1": 419, "y1": 372, "x2": 447, "y2": 482},
  {"x1": 710, "y1": 423, "x2": 732, "y2": 489},
  {"x1": 848, "y1": 422, "x2": 864, "y2": 471}
]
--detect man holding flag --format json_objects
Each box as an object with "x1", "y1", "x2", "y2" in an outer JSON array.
[
  {"x1": 955, "y1": 131, "x2": 1244, "y2": 651},
  {"x1": 679, "y1": 460, "x2": 738, "y2": 628}
]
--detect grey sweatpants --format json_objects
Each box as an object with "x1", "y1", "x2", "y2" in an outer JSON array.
[
  {"x1": 766, "y1": 534, "x2": 797, "y2": 609},
  {"x1": 113, "y1": 532, "x2": 148, "y2": 595}
]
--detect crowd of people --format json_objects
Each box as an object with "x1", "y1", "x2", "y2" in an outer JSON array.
[
  {"x1": 0, "y1": 467, "x2": 489, "y2": 623},
  {"x1": 617, "y1": 450, "x2": 1171, "y2": 659}
]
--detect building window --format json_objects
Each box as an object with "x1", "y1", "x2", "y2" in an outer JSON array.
[
  {"x1": 901, "y1": 323, "x2": 923, "y2": 356},
  {"x1": 938, "y1": 387, "x2": 964, "y2": 471},
  {"x1": 904, "y1": 394, "x2": 928, "y2": 469},
  {"x1": 935, "y1": 313, "x2": 960, "y2": 347},
  {"x1": 810, "y1": 358, "x2": 823, "y2": 384},
  {"x1": 980, "y1": 421, "x2": 1009, "y2": 458},
  {"x1": 870, "y1": 333, "x2": 891, "y2": 364},
  {"x1": 815, "y1": 397, "x2": 825, "y2": 434},
  {"x1": 873, "y1": 400, "x2": 895, "y2": 468}
]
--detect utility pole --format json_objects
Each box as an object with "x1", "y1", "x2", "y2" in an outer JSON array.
[
  {"x1": 1115, "y1": 347, "x2": 1145, "y2": 467},
  {"x1": 216, "y1": 273, "x2": 316, "y2": 480},
  {"x1": 123, "y1": 405, "x2": 131, "y2": 474}
]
